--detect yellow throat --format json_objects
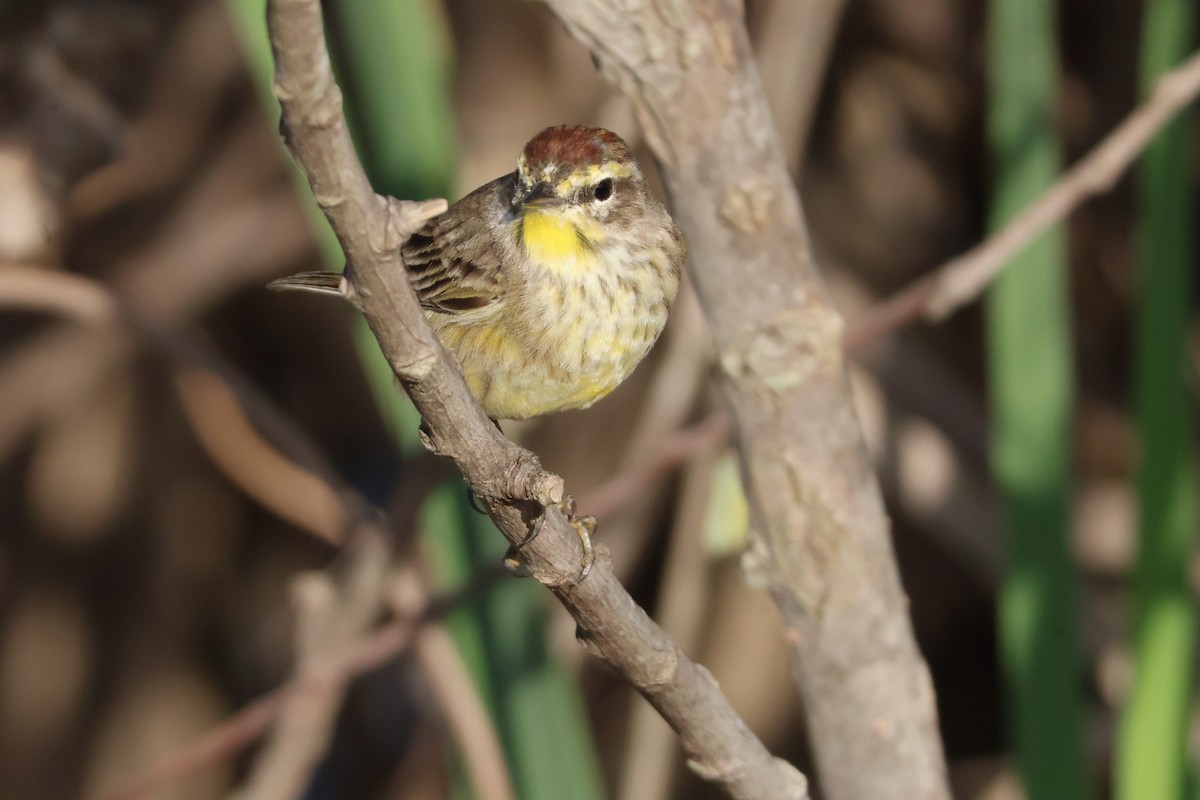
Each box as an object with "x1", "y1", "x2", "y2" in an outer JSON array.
[{"x1": 521, "y1": 209, "x2": 597, "y2": 268}]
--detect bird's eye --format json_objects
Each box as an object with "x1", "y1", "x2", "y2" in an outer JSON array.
[{"x1": 593, "y1": 178, "x2": 614, "y2": 202}]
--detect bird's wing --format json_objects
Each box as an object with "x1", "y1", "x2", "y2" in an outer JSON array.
[{"x1": 403, "y1": 176, "x2": 509, "y2": 315}]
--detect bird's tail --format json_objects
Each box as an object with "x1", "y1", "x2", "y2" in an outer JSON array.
[{"x1": 267, "y1": 271, "x2": 344, "y2": 296}]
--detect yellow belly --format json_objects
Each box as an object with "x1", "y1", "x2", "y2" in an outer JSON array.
[{"x1": 429, "y1": 272, "x2": 669, "y2": 420}]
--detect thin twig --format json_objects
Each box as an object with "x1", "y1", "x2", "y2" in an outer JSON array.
[
  {"x1": 266, "y1": 1, "x2": 809, "y2": 798},
  {"x1": 89, "y1": 400, "x2": 740, "y2": 799},
  {"x1": 104, "y1": 611, "x2": 417, "y2": 800},
  {"x1": 103, "y1": 561, "x2": 515, "y2": 800},
  {"x1": 579, "y1": 409, "x2": 731, "y2": 518},
  {"x1": 173, "y1": 366, "x2": 346, "y2": 545},
  {"x1": 0, "y1": 262, "x2": 118, "y2": 320},
  {"x1": 0, "y1": 264, "x2": 354, "y2": 542},
  {"x1": 230, "y1": 527, "x2": 390, "y2": 800},
  {"x1": 105, "y1": 692, "x2": 289, "y2": 800},
  {"x1": 0, "y1": 183, "x2": 309, "y2": 461},
  {"x1": 390, "y1": 570, "x2": 516, "y2": 800},
  {"x1": 846, "y1": 48, "x2": 1200, "y2": 353},
  {"x1": 618, "y1": 448, "x2": 721, "y2": 800}
]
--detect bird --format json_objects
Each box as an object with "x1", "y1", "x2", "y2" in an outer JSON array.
[
  {"x1": 271, "y1": 124, "x2": 686, "y2": 422},
  {"x1": 270, "y1": 125, "x2": 687, "y2": 583}
]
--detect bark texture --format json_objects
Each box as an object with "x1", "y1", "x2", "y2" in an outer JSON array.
[
  {"x1": 267, "y1": 1, "x2": 809, "y2": 797},
  {"x1": 538, "y1": 2, "x2": 951, "y2": 797}
]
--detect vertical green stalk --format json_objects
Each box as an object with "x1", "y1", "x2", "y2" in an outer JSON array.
[
  {"x1": 1115, "y1": 2, "x2": 1198, "y2": 798},
  {"x1": 322, "y1": 0, "x2": 456, "y2": 448},
  {"x1": 986, "y1": 2, "x2": 1088, "y2": 799}
]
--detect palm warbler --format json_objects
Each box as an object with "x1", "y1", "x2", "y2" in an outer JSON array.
[{"x1": 272, "y1": 125, "x2": 686, "y2": 421}]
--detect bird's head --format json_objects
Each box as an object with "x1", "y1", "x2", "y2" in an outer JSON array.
[{"x1": 511, "y1": 125, "x2": 648, "y2": 267}]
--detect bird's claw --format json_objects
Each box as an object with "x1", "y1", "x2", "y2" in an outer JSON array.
[
  {"x1": 568, "y1": 513, "x2": 596, "y2": 585},
  {"x1": 503, "y1": 496, "x2": 596, "y2": 587}
]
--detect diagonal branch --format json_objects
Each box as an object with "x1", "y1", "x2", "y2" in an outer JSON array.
[
  {"x1": 846, "y1": 48, "x2": 1200, "y2": 353},
  {"x1": 266, "y1": 1, "x2": 808, "y2": 798}
]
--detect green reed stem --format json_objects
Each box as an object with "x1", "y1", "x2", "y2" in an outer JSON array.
[
  {"x1": 1115, "y1": 3, "x2": 1199, "y2": 798},
  {"x1": 986, "y1": 1, "x2": 1088, "y2": 798}
]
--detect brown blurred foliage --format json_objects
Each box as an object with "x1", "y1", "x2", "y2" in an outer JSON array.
[{"x1": 0, "y1": 0, "x2": 1158, "y2": 797}]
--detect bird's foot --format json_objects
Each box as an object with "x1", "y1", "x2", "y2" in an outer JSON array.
[{"x1": 503, "y1": 495, "x2": 595, "y2": 587}]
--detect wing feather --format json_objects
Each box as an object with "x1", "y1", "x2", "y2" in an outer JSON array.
[{"x1": 403, "y1": 174, "x2": 511, "y2": 315}]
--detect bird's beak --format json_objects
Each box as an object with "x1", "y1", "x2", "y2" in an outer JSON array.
[{"x1": 519, "y1": 182, "x2": 564, "y2": 210}]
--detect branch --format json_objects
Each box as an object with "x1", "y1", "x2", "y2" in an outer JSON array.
[
  {"x1": 579, "y1": 409, "x2": 731, "y2": 517},
  {"x1": 229, "y1": 526, "x2": 389, "y2": 800},
  {"x1": 536, "y1": 2, "x2": 949, "y2": 798},
  {"x1": 266, "y1": 1, "x2": 808, "y2": 798},
  {"x1": 845, "y1": 48, "x2": 1200, "y2": 353}
]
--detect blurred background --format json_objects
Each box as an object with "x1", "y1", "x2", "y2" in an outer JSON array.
[{"x1": 0, "y1": 0, "x2": 1196, "y2": 798}]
